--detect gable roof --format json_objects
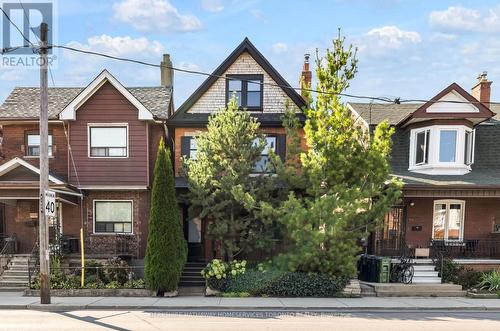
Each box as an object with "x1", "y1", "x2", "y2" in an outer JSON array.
[
  {"x1": 169, "y1": 37, "x2": 306, "y2": 125},
  {"x1": 0, "y1": 77, "x2": 172, "y2": 121},
  {"x1": 0, "y1": 158, "x2": 65, "y2": 185},
  {"x1": 398, "y1": 83, "x2": 495, "y2": 126},
  {"x1": 348, "y1": 84, "x2": 499, "y2": 127}
]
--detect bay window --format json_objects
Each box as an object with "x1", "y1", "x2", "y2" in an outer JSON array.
[
  {"x1": 89, "y1": 125, "x2": 128, "y2": 157},
  {"x1": 94, "y1": 200, "x2": 133, "y2": 234},
  {"x1": 432, "y1": 200, "x2": 464, "y2": 241},
  {"x1": 409, "y1": 125, "x2": 474, "y2": 175}
]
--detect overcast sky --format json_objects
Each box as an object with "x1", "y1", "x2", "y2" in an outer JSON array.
[{"x1": 1, "y1": 0, "x2": 499, "y2": 106}]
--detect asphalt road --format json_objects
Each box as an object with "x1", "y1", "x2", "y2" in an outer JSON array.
[{"x1": 1, "y1": 309, "x2": 499, "y2": 330}]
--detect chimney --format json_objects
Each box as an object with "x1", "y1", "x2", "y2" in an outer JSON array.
[
  {"x1": 471, "y1": 71, "x2": 492, "y2": 108},
  {"x1": 300, "y1": 53, "x2": 312, "y2": 99},
  {"x1": 161, "y1": 54, "x2": 173, "y2": 88}
]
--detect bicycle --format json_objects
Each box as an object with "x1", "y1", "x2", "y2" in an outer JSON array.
[{"x1": 390, "y1": 256, "x2": 414, "y2": 284}]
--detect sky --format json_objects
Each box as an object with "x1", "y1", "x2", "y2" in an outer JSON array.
[{"x1": 1, "y1": 0, "x2": 500, "y2": 107}]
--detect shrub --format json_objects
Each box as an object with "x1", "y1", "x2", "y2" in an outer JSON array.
[
  {"x1": 105, "y1": 281, "x2": 122, "y2": 289},
  {"x1": 202, "y1": 259, "x2": 247, "y2": 282},
  {"x1": 208, "y1": 266, "x2": 348, "y2": 297},
  {"x1": 124, "y1": 279, "x2": 146, "y2": 289},
  {"x1": 479, "y1": 270, "x2": 500, "y2": 292},
  {"x1": 105, "y1": 258, "x2": 129, "y2": 285},
  {"x1": 439, "y1": 259, "x2": 483, "y2": 289},
  {"x1": 85, "y1": 260, "x2": 106, "y2": 283}
]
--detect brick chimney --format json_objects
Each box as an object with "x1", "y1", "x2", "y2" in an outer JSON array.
[
  {"x1": 471, "y1": 71, "x2": 492, "y2": 108},
  {"x1": 300, "y1": 53, "x2": 312, "y2": 99},
  {"x1": 161, "y1": 54, "x2": 173, "y2": 88}
]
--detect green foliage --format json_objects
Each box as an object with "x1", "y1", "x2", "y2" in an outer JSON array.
[
  {"x1": 105, "y1": 257, "x2": 129, "y2": 285},
  {"x1": 105, "y1": 281, "x2": 122, "y2": 289},
  {"x1": 439, "y1": 259, "x2": 482, "y2": 289},
  {"x1": 123, "y1": 279, "x2": 146, "y2": 289},
  {"x1": 145, "y1": 138, "x2": 188, "y2": 293},
  {"x1": 479, "y1": 270, "x2": 500, "y2": 292},
  {"x1": 85, "y1": 260, "x2": 106, "y2": 282},
  {"x1": 201, "y1": 259, "x2": 247, "y2": 280},
  {"x1": 273, "y1": 31, "x2": 402, "y2": 278},
  {"x1": 185, "y1": 97, "x2": 278, "y2": 259},
  {"x1": 209, "y1": 267, "x2": 347, "y2": 297}
]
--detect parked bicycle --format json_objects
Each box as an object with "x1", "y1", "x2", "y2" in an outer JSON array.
[{"x1": 390, "y1": 256, "x2": 414, "y2": 284}]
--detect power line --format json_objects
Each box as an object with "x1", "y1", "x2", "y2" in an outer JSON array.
[{"x1": 50, "y1": 44, "x2": 394, "y2": 103}]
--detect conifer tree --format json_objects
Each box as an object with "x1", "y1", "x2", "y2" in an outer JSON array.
[{"x1": 145, "y1": 138, "x2": 187, "y2": 295}]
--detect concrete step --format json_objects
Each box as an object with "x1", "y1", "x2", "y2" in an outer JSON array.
[
  {"x1": 2, "y1": 270, "x2": 29, "y2": 276},
  {"x1": 413, "y1": 265, "x2": 436, "y2": 272},
  {"x1": 0, "y1": 281, "x2": 28, "y2": 287},
  {"x1": 0, "y1": 287, "x2": 26, "y2": 292},
  {"x1": 179, "y1": 280, "x2": 205, "y2": 287},
  {"x1": 178, "y1": 286, "x2": 205, "y2": 296},
  {"x1": 1, "y1": 275, "x2": 29, "y2": 281},
  {"x1": 412, "y1": 277, "x2": 442, "y2": 284},
  {"x1": 413, "y1": 271, "x2": 439, "y2": 277}
]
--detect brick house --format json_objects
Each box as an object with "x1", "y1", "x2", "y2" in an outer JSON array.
[
  {"x1": 348, "y1": 73, "x2": 500, "y2": 263},
  {"x1": 0, "y1": 65, "x2": 174, "y2": 259},
  {"x1": 0, "y1": 38, "x2": 308, "y2": 264},
  {"x1": 166, "y1": 38, "x2": 308, "y2": 261}
]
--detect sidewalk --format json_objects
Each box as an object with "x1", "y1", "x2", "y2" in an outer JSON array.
[{"x1": 0, "y1": 291, "x2": 499, "y2": 311}]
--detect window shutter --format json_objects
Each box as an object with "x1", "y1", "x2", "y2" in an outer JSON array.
[
  {"x1": 276, "y1": 134, "x2": 286, "y2": 162},
  {"x1": 181, "y1": 136, "x2": 192, "y2": 158}
]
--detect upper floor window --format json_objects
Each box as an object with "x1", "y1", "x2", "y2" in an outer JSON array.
[
  {"x1": 409, "y1": 125, "x2": 474, "y2": 175},
  {"x1": 89, "y1": 125, "x2": 128, "y2": 157},
  {"x1": 26, "y1": 133, "x2": 53, "y2": 157},
  {"x1": 226, "y1": 74, "x2": 263, "y2": 109},
  {"x1": 253, "y1": 136, "x2": 276, "y2": 173}
]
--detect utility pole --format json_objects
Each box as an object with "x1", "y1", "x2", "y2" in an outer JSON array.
[{"x1": 38, "y1": 22, "x2": 51, "y2": 304}]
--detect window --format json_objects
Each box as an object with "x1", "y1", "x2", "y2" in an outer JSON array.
[
  {"x1": 226, "y1": 75, "x2": 263, "y2": 109},
  {"x1": 409, "y1": 125, "x2": 474, "y2": 175},
  {"x1": 253, "y1": 136, "x2": 276, "y2": 173},
  {"x1": 464, "y1": 130, "x2": 474, "y2": 165},
  {"x1": 439, "y1": 130, "x2": 457, "y2": 162},
  {"x1": 26, "y1": 133, "x2": 53, "y2": 157},
  {"x1": 189, "y1": 138, "x2": 197, "y2": 160},
  {"x1": 94, "y1": 201, "x2": 132, "y2": 234},
  {"x1": 415, "y1": 129, "x2": 430, "y2": 165},
  {"x1": 89, "y1": 126, "x2": 127, "y2": 157},
  {"x1": 432, "y1": 200, "x2": 464, "y2": 241}
]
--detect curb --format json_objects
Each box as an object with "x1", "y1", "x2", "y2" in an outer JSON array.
[{"x1": 0, "y1": 304, "x2": 499, "y2": 312}]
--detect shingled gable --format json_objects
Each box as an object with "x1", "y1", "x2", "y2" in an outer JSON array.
[
  {"x1": 168, "y1": 37, "x2": 307, "y2": 125},
  {"x1": 398, "y1": 83, "x2": 495, "y2": 127},
  {"x1": 0, "y1": 157, "x2": 65, "y2": 185},
  {"x1": 59, "y1": 70, "x2": 154, "y2": 121}
]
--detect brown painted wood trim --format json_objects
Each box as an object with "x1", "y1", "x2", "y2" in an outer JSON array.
[{"x1": 405, "y1": 119, "x2": 474, "y2": 130}]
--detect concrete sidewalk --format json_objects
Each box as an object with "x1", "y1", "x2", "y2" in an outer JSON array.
[{"x1": 0, "y1": 291, "x2": 500, "y2": 311}]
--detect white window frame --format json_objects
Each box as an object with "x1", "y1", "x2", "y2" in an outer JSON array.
[
  {"x1": 464, "y1": 129, "x2": 475, "y2": 166},
  {"x1": 93, "y1": 199, "x2": 134, "y2": 235},
  {"x1": 25, "y1": 133, "x2": 54, "y2": 158},
  {"x1": 88, "y1": 123, "x2": 129, "y2": 158},
  {"x1": 252, "y1": 136, "x2": 277, "y2": 173},
  {"x1": 432, "y1": 199, "x2": 465, "y2": 242},
  {"x1": 414, "y1": 128, "x2": 430, "y2": 166},
  {"x1": 409, "y1": 125, "x2": 473, "y2": 175}
]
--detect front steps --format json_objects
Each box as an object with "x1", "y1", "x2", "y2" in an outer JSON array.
[
  {"x1": 179, "y1": 261, "x2": 205, "y2": 288},
  {"x1": 0, "y1": 255, "x2": 31, "y2": 291},
  {"x1": 360, "y1": 281, "x2": 466, "y2": 297},
  {"x1": 412, "y1": 264, "x2": 441, "y2": 284}
]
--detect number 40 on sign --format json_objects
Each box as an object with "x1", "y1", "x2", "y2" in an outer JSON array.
[{"x1": 44, "y1": 190, "x2": 56, "y2": 217}]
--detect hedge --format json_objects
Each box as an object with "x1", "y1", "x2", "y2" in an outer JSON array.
[{"x1": 208, "y1": 269, "x2": 348, "y2": 297}]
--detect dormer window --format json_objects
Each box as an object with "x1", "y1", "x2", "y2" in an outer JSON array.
[
  {"x1": 226, "y1": 74, "x2": 263, "y2": 110},
  {"x1": 409, "y1": 125, "x2": 474, "y2": 175}
]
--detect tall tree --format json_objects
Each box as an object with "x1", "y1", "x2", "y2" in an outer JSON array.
[
  {"x1": 185, "y1": 97, "x2": 276, "y2": 260},
  {"x1": 145, "y1": 138, "x2": 187, "y2": 295},
  {"x1": 275, "y1": 32, "x2": 402, "y2": 277}
]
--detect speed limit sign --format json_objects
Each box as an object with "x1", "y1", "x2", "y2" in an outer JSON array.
[{"x1": 44, "y1": 190, "x2": 56, "y2": 217}]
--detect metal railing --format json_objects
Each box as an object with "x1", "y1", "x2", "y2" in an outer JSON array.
[
  {"x1": 429, "y1": 239, "x2": 500, "y2": 259},
  {"x1": 0, "y1": 233, "x2": 17, "y2": 255}
]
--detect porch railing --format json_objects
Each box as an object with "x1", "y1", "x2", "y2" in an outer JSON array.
[
  {"x1": 0, "y1": 233, "x2": 18, "y2": 255},
  {"x1": 429, "y1": 239, "x2": 500, "y2": 259}
]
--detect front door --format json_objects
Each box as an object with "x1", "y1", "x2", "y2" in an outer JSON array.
[
  {"x1": 183, "y1": 207, "x2": 204, "y2": 261},
  {"x1": 376, "y1": 205, "x2": 406, "y2": 256}
]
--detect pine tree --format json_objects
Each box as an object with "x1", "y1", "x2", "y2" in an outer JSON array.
[
  {"x1": 144, "y1": 138, "x2": 187, "y2": 295},
  {"x1": 185, "y1": 97, "x2": 276, "y2": 260},
  {"x1": 275, "y1": 31, "x2": 403, "y2": 278}
]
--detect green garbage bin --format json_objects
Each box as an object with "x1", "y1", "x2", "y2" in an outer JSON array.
[{"x1": 378, "y1": 257, "x2": 391, "y2": 283}]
